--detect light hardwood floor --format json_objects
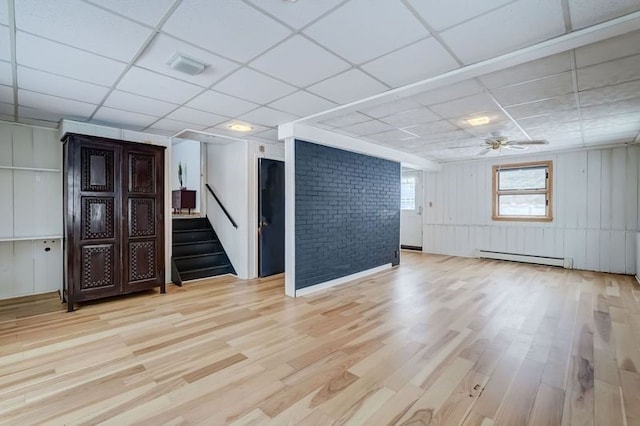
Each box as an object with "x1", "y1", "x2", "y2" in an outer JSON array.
[{"x1": 1, "y1": 252, "x2": 639, "y2": 425}]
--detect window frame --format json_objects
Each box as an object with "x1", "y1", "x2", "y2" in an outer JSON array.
[
  {"x1": 401, "y1": 174, "x2": 417, "y2": 211},
  {"x1": 492, "y1": 160, "x2": 553, "y2": 222}
]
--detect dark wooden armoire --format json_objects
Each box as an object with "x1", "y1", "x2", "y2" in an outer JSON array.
[{"x1": 62, "y1": 133, "x2": 166, "y2": 311}]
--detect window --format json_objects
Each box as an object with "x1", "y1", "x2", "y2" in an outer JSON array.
[
  {"x1": 401, "y1": 175, "x2": 416, "y2": 210},
  {"x1": 493, "y1": 161, "x2": 552, "y2": 221}
]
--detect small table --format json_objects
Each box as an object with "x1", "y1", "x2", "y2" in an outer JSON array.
[{"x1": 172, "y1": 189, "x2": 196, "y2": 214}]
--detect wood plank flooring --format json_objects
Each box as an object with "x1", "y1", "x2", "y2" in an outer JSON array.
[{"x1": 1, "y1": 252, "x2": 639, "y2": 425}]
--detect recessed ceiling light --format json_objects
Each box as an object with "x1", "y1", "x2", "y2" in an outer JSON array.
[
  {"x1": 228, "y1": 123, "x2": 253, "y2": 132},
  {"x1": 167, "y1": 54, "x2": 207, "y2": 76},
  {"x1": 467, "y1": 116, "x2": 491, "y2": 126}
]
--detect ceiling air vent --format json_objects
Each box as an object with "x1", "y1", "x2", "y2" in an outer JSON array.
[{"x1": 167, "y1": 54, "x2": 207, "y2": 76}]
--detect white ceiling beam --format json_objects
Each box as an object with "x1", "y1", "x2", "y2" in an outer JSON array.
[
  {"x1": 278, "y1": 123, "x2": 441, "y2": 171},
  {"x1": 292, "y1": 10, "x2": 640, "y2": 124}
]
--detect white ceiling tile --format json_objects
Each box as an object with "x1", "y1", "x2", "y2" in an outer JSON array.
[
  {"x1": 136, "y1": 34, "x2": 240, "y2": 87},
  {"x1": 358, "y1": 98, "x2": 423, "y2": 119},
  {"x1": 0, "y1": 101, "x2": 12, "y2": 116},
  {"x1": 379, "y1": 107, "x2": 441, "y2": 128},
  {"x1": 403, "y1": 120, "x2": 458, "y2": 137},
  {"x1": 187, "y1": 90, "x2": 259, "y2": 117},
  {"x1": 103, "y1": 90, "x2": 178, "y2": 117},
  {"x1": 0, "y1": 84, "x2": 12, "y2": 104},
  {"x1": 506, "y1": 94, "x2": 577, "y2": 118},
  {"x1": 0, "y1": 0, "x2": 7, "y2": 25},
  {"x1": 340, "y1": 120, "x2": 394, "y2": 136},
  {"x1": 527, "y1": 121, "x2": 582, "y2": 135},
  {"x1": 575, "y1": 30, "x2": 640, "y2": 68},
  {"x1": 517, "y1": 109, "x2": 580, "y2": 129},
  {"x1": 249, "y1": 35, "x2": 349, "y2": 87},
  {"x1": 18, "y1": 89, "x2": 96, "y2": 118},
  {"x1": 15, "y1": 0, "x2": 152, "y2": 62},
  {"x1": 93, "y1": 106, "x2": 159, "y2": 130},
  {"x1": 582, "y1": 112, "x2": 640, "y2": 131},
  {"x1": 580, "y1": 97, "x2": 640, "y2": 120},
  {"x1": 569, "y1": 0, "x2": 640, "y2": 30},
  {"x1": 250, "y1": 128, "x2": 279, "y2": 142},
  {"x1": 577, "y1": 54, "x2": 640, "y2": 91},
  {"x1": 410, "y1": 80, "x2": 484, "y2": 106},
  {"x1": 307, "y1": 69, "x2": 388, "y2": 104},
  {"x1": 212, "y1": 120, "x2": 270, "y2": 136},
  {"x1": 407, "y1": 0, "x2": 514, "y2": 32},
  {"x1": 16, "y1": 31, "x2": 126, "y2": 86},
  {"x1": 491, "y1": 72, "x2": 574, "y2": 106},
  {"x1": 366, "y1": 129, "x2": 420, "y2": 143},
  {"x1": 239, "y1": 106, "x2": 299, "y2": 127},
  {"x1": 440, "y1": 0, "x2": 565, "y2": 64},
  {"x1": 214, "y1": 68, "x2": 297, "y2": 105},
  {"x1": 579, "y1": 80, "x2": 640, "y2": 107},
  {"x1": 85, "y1": 0, "x2": 176, "y2": 26},
  {"x1": 0, "y1": 25, "x2": 10, "y2": 61},
  {"x1": 303, "y1": 0, "x2": 428, "y2": 64},
  {"x1": 17, "y1": 66, "x2": 109, "y2": 105},
  {"x1": 117, "y1": 66, "x2": 203, "y2": 104},
  {"x1": 268, "y1": 90, "x2": 337, "y2": 117},
  {"x1": 165, "y1": 107, "x2": 227, "y2": 127},
  {"x1": 151, "y1": 118, "x2": 206, "y2": 133},
  {"x1": 479, "y1": 52, "x2": 572, "y2": 88},
  {"x1": 319, "y1": 112, "x2": 371, "y2": 128},
  {"x1": 163, "y1": 0, "x2": 290, "y2": 63},
  {"x1": 18, "y1": 106, "x2": 68, "y2": 123},
  {"x1": 246, "y1": 0, "x2": 344, "y2": 29},
  {"x1": 0, "y1": 61, "x2": 11, "y2": 86},
  {"x1": 429, "y1": 93, "x2": 497, "y2": 118},
  {"x1": 361, "y1": 38, "x2": 458, "y2": 88}
]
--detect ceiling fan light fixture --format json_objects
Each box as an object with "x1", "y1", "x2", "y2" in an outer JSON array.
[
  {"x1": 167, "y1": 54, "x2": 207, "y2": 76},
  {"x1": 467, "y1": 116, "x2": 491, "y2": 126}
]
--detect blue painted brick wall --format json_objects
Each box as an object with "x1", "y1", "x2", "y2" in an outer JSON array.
[{"x1": 295, "y1": 139, "x2": 400, "y2": 290}]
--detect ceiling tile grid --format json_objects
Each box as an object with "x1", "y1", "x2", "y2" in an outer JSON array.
[{"x1": 0, "y1": 0, "x2": 638, "y2": 161}]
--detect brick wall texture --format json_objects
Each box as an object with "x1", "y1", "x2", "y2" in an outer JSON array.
[{"x1": 295, "y1": 139, "x2": 400, "y2": 290}]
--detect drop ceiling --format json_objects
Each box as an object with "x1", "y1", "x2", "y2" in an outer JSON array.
[{"x1": 0, "y1": 0, "x2": 639, "y2": 162}]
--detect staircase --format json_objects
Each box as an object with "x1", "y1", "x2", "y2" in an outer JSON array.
[{"x1": 171, "y1": 217, "x2": 236, "y2": 285}]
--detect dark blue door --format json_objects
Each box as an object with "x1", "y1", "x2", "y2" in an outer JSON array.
[{"x1": 258, "y1": 159, "x2": 285, "y2": 277}]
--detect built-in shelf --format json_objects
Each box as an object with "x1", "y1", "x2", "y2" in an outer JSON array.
[
  {"x1": 0, "y1": 235, "x2": 63, "y2": 242},
  {"x1": 0, "y1": 166, "x2": 61, "y2": 172}
]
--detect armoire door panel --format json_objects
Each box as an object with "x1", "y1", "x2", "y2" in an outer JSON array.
[
  {"x1": 129, "y1": 153, "x2": 155, "y2": 193},
  {"x1": 128, "y1": 240, "x2": 157, "y2": 283},
  {"x1": 80, "y1": 244, "x2": 115, "y2": 291},
  {"x1": 129, "y1": 198, "x2": 155, "y2": 237},
  {"x1": 81, "y1": 147, "x2": 114, "y2": 192},
  {"x1": 81, "y1": 197, "x2": 115, "y2": 240}
]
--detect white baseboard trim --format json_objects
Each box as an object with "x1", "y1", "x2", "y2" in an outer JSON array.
[
  {"x1": 295, "y1": 263, "x2": 392, "y2": 297},
  {"x1": 636, "y1": 274, "x2": 640, "y2": 286}
]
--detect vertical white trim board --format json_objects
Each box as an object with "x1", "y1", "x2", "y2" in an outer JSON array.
[
  {"x1": 284, "y1": 137, "x2": 296, "y2": 297},
  {"x1": 295, "y1": 263, "x2": 393, "y2": 297}
]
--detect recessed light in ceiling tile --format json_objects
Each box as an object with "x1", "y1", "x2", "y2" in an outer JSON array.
[
  {"x1": 228, "y1": 123, "x2": 253, "y2": 132},
  {"x1": 467, "y1": 116, "x2": 491, "y2": 126}
]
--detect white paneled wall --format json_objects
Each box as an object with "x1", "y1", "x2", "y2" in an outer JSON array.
[
  {"x1": 423, "y1": 146, "x2": 639, "y2": 275},
  {"x1": 0, "y1": 121, "x2": 63, "y2": 298}
]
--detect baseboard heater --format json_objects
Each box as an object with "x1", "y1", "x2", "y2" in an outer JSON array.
[{"x1": 477, "y1": 250, "x2": 573, "y2": 269}]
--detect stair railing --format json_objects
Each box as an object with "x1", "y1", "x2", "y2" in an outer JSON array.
[{"x1": 205, "y1": 183, "x2": 238, "y2": 229}]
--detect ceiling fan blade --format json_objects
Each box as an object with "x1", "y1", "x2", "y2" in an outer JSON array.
[
  {"x1": 507, "y1": 139, "x2": 549, "y2": 145},
  {"x1": 504, "y1": 145, "x2": 528, "y2": 151},
  {"x1": 477, "y1": 147, "x2": 491, "y2": 156}
]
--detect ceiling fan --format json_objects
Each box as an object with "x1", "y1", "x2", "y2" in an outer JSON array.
[{"x1": 476, "y1": 134, "x2": 549, "y2": 156}]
